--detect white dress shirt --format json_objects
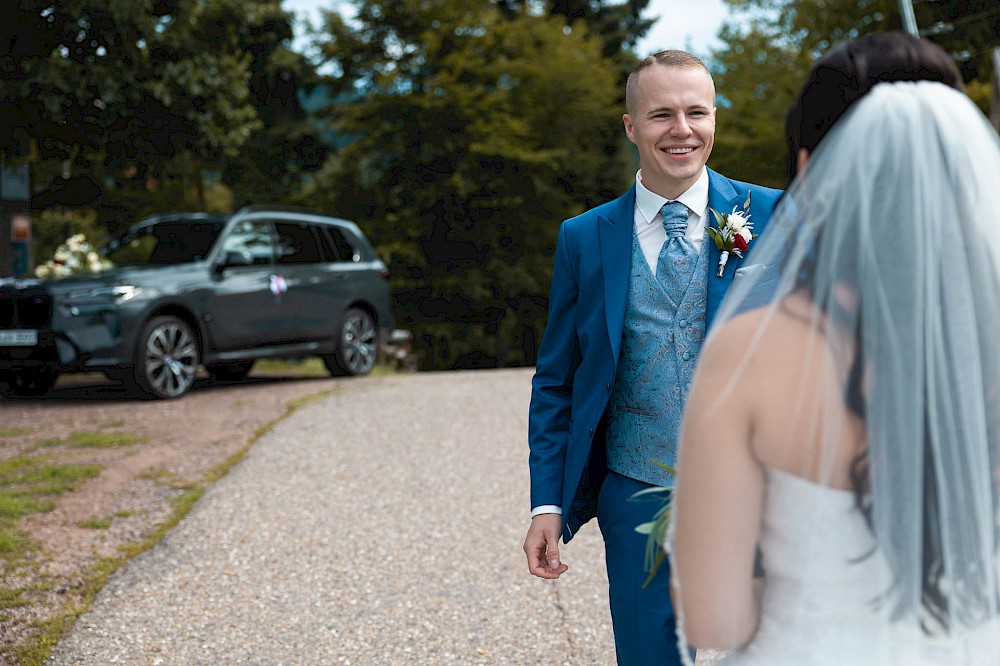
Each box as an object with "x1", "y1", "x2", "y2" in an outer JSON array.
[
  {"x1": 634, "y1": 168, "x2": 710, "y2": 271},
  {"x1": 530, "y1": 168, "x2": 711, "y2": 518}
]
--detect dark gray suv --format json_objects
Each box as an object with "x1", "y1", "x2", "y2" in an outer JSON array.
[{"x1": 0, "y1": 207, "x2": 394, "y2": 399}]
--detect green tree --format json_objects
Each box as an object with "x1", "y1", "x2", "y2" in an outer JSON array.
[
  {"x1": 309, "y1": 0, "x2": 627, "y2": 369},
  {"x1": 214, "y1": 0, "x2": 328, "y2": 208},
  {"x1": 708, "y1": 1, "x2": 998, "y2": 188},
  {"x1": 1, "y1": 0, "x2": 262, "y2": 235},
  {"x1": 496, "y1": 0, "x2": 655, "y2": 58}
]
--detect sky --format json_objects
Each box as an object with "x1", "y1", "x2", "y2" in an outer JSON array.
[{"x1": 281, "y1": 0, "x2": 732, "y2": 59}]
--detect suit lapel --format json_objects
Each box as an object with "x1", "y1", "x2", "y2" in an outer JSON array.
[
  {"x1": 599, "y1": 186, "x2": 636, "y2": 365},
  {"x1": 706, "y1": 169, "x2": 744, "y2": 329}
]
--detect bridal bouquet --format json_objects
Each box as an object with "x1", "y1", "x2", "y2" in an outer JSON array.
[
  {"x1": 35, "y1": 233, "x2": 111, "y2": 279},
  {"x1": 707, "y1": 191, "x2": 756, "y2": 277},
  {"x1": 633, "y1": 461, "x2": 677, "y2": 586}
]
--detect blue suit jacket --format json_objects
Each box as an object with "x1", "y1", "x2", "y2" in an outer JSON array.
[{"x1": 528, "y1": 168, "x2": 783, "y2": 541}]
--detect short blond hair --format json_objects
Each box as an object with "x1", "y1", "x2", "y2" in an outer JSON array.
[{"x1": 625, "y1": 51, "x2": 713, "y2": 116}]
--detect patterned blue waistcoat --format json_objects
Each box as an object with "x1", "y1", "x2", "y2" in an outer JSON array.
[{"x1": 605, "y1": 231, "x2": 709, "y2": 487}]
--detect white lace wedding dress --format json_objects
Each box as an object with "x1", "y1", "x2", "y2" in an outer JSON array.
[{"x1": 690, "y1": 467, "x2": 1000, "y2": 666}]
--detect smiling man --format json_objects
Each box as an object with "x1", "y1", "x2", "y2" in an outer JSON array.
[{"x1": 523, "y1": 51, "x2": 782, "y2": 665}]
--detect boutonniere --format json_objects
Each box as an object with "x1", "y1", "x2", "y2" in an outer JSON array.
[{"x1": 707, "y1": 191, "x2": 756, "y2": 277}]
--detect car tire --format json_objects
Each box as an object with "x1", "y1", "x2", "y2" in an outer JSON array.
[
  {"x1": 129, "y1": 315, "x2": 200, "y2": 399},
  {"x1": 0, "y1": 370, "x2": 59, "y2": 397},
  {"x1": 322, "y1": 308, "x2": 378, "y2": 377},
  {"x1": 205, "y1": 361, "x2": 254, "y2": 382}
]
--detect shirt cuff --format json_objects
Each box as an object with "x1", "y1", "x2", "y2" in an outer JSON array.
[{"x1": 531, "y1": 505, "x2": 562, "y2": 517}]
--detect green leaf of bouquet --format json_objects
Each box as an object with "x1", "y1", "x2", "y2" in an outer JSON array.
[
  {"x1": 711, "y1": 208, "x2": 726, "y2": 226},
  {"x1": 652, "y1": 461, "x2": 677, "y2": 474},
  {"x1": 630, "y1": 486, "x2": 669, "y2": 498},
  {"x1": 635, "y1": 521, "x2": 655, "y2": 535}
]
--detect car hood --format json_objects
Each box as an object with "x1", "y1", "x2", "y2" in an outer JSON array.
[{"x1": 35, "y1": 263, "x2": 206, "y2": 295}]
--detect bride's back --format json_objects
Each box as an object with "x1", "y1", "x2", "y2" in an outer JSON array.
[{"x1": 713, "y1": 289, "x2": 866, "y2": 492}]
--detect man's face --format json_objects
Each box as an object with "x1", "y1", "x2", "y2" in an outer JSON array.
[{"x1": 623, "y1": 65, "x2": 717, "y2": 200}]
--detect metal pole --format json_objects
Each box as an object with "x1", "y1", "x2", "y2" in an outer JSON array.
[
  {"x1": 992, "y1": 47, "x2": 1000, "y2": 132},
  {"x1": 898, "y1": 0, "x2": 919, "y2": 36}
]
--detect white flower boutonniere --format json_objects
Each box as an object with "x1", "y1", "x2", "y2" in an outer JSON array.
[{"x1": 707, "y1": 191, "x2": 756, "y2": 277}]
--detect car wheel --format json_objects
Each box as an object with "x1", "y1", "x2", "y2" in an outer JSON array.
[
  {"x1": 0, "y1": 370, "x2": 59, "y2": 397},
  {"x1": 131, "y1": 315, "x2": 200, "y2": 399},
  {"x1": 205, "y1": 361, "x2": 254, "y2": 382},
  {"x1": 322, "y1": 308, "x2": 378, "y2": 377}
]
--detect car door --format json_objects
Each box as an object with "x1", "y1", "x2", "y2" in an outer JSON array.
[
  {"x1": 270, "y1": 220, "x2": 352, "y2": 342},
  {"x1": 203, "y1": 218, "x2": 280, "y2": 350}
]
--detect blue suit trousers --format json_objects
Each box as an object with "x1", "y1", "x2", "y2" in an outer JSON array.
[{"x1": 597, "y1": 471, "x2": 682, "y2": 666}]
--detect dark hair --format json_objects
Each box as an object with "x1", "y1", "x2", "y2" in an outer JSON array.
[
  {"x1": 786, "y1": 32, "x2": 963, "y2": 183},
  {"x1": 789, "y1": 32, "x2": 965, "y2": 631},
  {"x1": 625, "y1": 50, "x2": 713, "y2": 117}
]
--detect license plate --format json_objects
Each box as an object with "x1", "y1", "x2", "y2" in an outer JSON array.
[{"x1": 0, "y1": 330, "x2": 38, "y2": 346}]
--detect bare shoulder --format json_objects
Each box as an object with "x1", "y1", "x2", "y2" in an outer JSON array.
[{"x1": 701, "y1": 294, "x2": 820, "y2": 383}]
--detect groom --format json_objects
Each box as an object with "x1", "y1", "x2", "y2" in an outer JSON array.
[{"x1": 523, "y1": 51, "x2": 781, "y2": 665}]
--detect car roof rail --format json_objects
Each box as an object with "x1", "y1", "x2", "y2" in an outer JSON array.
[
  {"x1": 132, "y1": 212, "x2": 229, "y2": 226},
  {"x1": 234, "y1": 204, "x2": 339, "y2": 218}
]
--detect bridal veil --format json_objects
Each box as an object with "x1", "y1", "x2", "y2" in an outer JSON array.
[{"x1": 671, "y1": 80, "x2": 1000, "y2": 664}]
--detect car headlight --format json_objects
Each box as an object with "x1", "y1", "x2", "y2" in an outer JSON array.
[{"x1": 65, "y1": 285, "x2": 142, "y2": 302}]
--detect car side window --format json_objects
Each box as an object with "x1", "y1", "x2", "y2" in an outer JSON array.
[
  {"x1": 324, "y1": 226, "x2": 361, "y2": 263},
  {"x1": 220, "y1": 220, "x2": 273, "y2": 265},
  {"x1": 312, "y1": 225, "x2": 337, "y2": 263},
  {"x1": 275, "y1": 222, "x2": 324, "y2": 265}
]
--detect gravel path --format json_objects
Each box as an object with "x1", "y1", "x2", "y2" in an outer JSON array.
[{"x1": 47, "y1": 368, "x2": 616, "y2": 665}]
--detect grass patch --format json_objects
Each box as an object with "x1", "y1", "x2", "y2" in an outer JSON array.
[
  {"x1": 112, "y1": 510, "x2": 134, "y2": 518},
  {"x1": 0, "y1": 460, "x2": 102, "y2": 496},
  {"x1": 0, "y1": 587, "x2": 28, "y2": 609},
  {"x1": 77, "y1": 517, "x2": 112, "y2": 529},
  {"x1": 0, "y1": 526, "x2": 27, "y2": 554},
  {"x1": 0, "y1": 428, "x2": 33, "y2": 438},
  {"x1": 253, "y1": 357, "x2": 329, "y2": 377},
  {"x1": 40, "y1": 431, "x2": 146, "y2": 449},
  {"x1": 0, "y1": 496, "x2": 50, "y2": 520},
  {"x1": 0, "y1": 457, "x2": 103, "y2": 570},
  {"x1": 254, "y1": 356, "x2": 397, "y2": 377}
]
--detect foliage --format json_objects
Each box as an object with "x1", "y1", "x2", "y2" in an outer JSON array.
[
  {"x1": 708, "y1": 15, "x2": 812, "y2": 188},
  {"x1": 1, "y1": 0, "x2": 268, "y2": 243},
  {"x1": 0, "y1": 0, "x2": 260, "y2": 163},
  {"x1": 216, "y1": 0, "x2": 329, "y2": 208},
  {"x1": 496, "y1": 0, "x2": 653, "y2": 54},
  {"x1": 709, "y1": 1, "x2": 999, "y2": 188},
  {"x1": 308, "y1": 0, "x2": 630, "y2": 369}
]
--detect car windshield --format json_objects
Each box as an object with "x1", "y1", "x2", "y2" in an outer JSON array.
[{"x1": 102, "y1": 220, "x2": 227, "y2": 267}]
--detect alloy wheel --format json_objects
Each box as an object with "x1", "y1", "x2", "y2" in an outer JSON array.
[
  {"x1": 340, "y1": 309, "x2": 377, "y2": 375},
  {"x1": 140, "y1": 317, "x2": 199, "y2": 398}
]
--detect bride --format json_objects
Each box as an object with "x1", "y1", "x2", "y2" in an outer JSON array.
[{"x1": 669, "y1": 33, "x2": 1000, "y2": 666}]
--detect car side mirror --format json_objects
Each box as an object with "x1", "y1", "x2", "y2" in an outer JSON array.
[{"x1": 216, "y1": 250, "x2": 254, "y2": 272}]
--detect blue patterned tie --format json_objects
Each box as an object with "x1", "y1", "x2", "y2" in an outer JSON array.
[{"x1": 656, "y1": 201, "x2": 695, "y2": 305}]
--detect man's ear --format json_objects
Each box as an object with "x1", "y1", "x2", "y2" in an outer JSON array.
[{"x1": 623, "y1": 114, "x2": 635, "y2": 142}]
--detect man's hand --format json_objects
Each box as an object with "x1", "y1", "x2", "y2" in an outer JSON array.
[{"x1": 523, "y1": 513, "x2": 569, "y2": 579}]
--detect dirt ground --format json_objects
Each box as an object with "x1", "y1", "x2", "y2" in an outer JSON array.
[{"x1": 0, "y1": 368, "x2": 351, "y2": 664}]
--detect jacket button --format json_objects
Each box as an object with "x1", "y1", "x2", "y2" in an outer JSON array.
[
  {"x1": 589, "y1": 427, "x2": 595, "y2": 436},
  {"x1": 605, "y1": 383, "x2": 611, "y2": 392},
  {"x1": 682, "y1": 352, "x2": 691, "y2": 360}
]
